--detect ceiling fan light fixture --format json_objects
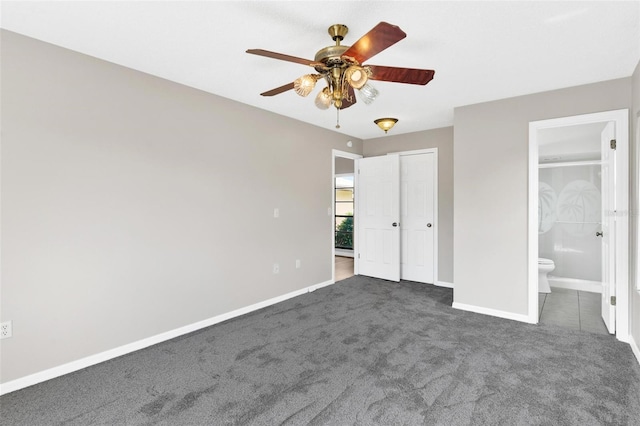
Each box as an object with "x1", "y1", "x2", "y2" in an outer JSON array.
[
  {"x1": 248, "y1": 22, "x2": 435, "y2": 128},
  {"x1": 374, "y1": 118, "x2": 398, "y2": 134},
  {"x1": 314, "y1": 87, "x2": 332, "y2": 110},
  {"x1": 345, "y1": 65, "x2": 368, "y2": 89},
  {"x1": 293, "y1": 74, "x2": 317, "y2": 97},
  {"x1": 358, "y1": 82, "x2": 379, "y2": 105}
]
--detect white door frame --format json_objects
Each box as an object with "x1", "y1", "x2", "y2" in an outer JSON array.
[
  {"x1": 335, "y1": 172, "x2": 356, "y2": 259},
  {"x1": 332, "y1": 149, "x2": 362, "y2": 283},
  {"x1": 636, "y1": 115, "x2": 640, "y2": 295},
  {"x1": 528, "y1": 109, "x2": 629, "y2": 342},
  {"x1": 387, "y1": 148, "x2": 439, "y2": 284}
]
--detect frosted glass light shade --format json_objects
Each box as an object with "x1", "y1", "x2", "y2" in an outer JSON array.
[
  {"x1": 345, "y1": 66, "x2": 368, "y2": 89},
  {"x1": 374, "y1": 118, "x2": 398, "y2": 134},
  {"x1": 294, "y1": 74, "x2": 317, "y2": 97},
  {"x1": 358, "y1": 82, "x2": 378, "y2": 105},
  {"x1": 315, "y1": 87, "x2": 332, "y2": 110}
]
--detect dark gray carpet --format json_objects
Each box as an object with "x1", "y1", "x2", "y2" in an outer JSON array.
[{"x1": 1, "y1": 276, "x2": 639, "y2": 425}]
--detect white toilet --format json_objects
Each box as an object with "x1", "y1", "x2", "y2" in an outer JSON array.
[{"x1": 538, "y1": 258, "x2": 555, "y2": 293}]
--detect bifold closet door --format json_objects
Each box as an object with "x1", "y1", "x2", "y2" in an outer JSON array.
[
  {"x1": 400, "y1": 153, "x2": 435, "y2": 284},
  {"x1": 355, "y1": 155, "x2": 401, "y2": 282}
]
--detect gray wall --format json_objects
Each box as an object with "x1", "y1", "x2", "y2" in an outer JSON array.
[
  {"x1": 453, "y1": 78, "x2": 632, "y2": 316},
  {"x1": 363, "y1": 127, "x2": 454, "y2": 284},
  {"x1": 335, "y1": 157, "x2": 355, "y2": 175},
  {"x1": 631, "y1": 60, "x2": 640, "y2": 349},
  {"x1": 0, "y1": 30, "x2": 363, "y2": 383}
]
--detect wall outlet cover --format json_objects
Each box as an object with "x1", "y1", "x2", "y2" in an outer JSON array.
[{"x1": 1, "y1": 321, "x2": 12, "y2": 339}]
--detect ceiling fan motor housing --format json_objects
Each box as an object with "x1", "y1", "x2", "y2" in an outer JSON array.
[
  {"x1": 314, "y1": 45, "x2": 350, "y2": 69},
  {"x1": 315, "y1": 24, "x2": 357, "y2": 70}
]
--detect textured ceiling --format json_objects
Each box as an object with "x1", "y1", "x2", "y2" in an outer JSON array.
[{"x1": 2, "y1": 1, "x2": 639, "y2": 140}]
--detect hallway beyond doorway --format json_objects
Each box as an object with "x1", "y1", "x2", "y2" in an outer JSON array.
[{"x1": 335, "y1": 256, "x2": 354, "y2": 281}]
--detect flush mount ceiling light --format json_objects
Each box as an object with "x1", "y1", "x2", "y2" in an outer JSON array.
[
  {"x1": 374, "y1": 118, "x2": 398, "y2": 134},
  {"x1": 247, "y1": 22, "x2": 435, "y2": 128}
]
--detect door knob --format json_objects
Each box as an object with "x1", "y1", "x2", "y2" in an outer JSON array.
[
  {"x1": 596, "y1": 231, "x2": 603, "y2": 237},
  {"x1": 427, "y1": 223, "x2": 432, "y2": 228},
  {"x1": 392, "y1": 222, "x2": 398, "y2": 227}
]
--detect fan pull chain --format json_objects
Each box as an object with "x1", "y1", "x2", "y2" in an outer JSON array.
[{"x1": 336, "y1": 107, "x2": 340, "y2": 129}]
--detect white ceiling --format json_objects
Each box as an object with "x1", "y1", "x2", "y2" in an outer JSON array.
[{"x1": 2, "y1": 1, "x2": 639, "y2": 140}]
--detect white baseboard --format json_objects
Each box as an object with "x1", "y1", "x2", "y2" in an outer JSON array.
[
  {"x1": 0, "y1": 279, "x2": 335, "y2": 396},
  {"x1": 308, "y1": 279, "x2": 334, "y2": 292},
  {"x1": 335, "y1": 249, "x2": 354, "y2": 258},
  {"x1": 630, "y1": 334, "x2": 640, "y2": 367},
  {"x1": 452, "y1": 302, "x2": 535, "y2": 324},
  {"x1": 548, "y1": 277, "x2": 602, "y2": 293},
  {"x1": 435, "y1": 281, "x2": 454, "y2": 289}
]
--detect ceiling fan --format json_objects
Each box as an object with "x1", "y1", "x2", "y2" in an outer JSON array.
[{"x1": 247, "y1": 22, "x2": 435, "y2": 128}]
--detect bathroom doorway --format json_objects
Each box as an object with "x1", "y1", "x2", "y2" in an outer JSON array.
[{"x1": 528, "y1": 109, "x2": 629, "y2": 341}]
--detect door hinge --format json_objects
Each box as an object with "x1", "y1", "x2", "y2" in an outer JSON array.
[
  {"x1": 610, "y1": 139, "x2": 616, "y2": 150},
  {"x1": 358, "y1": 253, "x2": 361, "y2": 259},
  {"x1": 611, "y1": 296, "x2": 616, "y2": 306}
]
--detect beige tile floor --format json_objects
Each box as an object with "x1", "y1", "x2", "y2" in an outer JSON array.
[
  {"x1": 538, "y1": 287, "x2": 609, "y2": 335},
  {"x1": 335, "y1": 256, "x2": 354, "y2": 282}
]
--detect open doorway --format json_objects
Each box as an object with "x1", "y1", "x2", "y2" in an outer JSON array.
[
  {"x1": 332, "y1": 150, "x2": 362, "y2": 282},
  {"x1": 529, "y1": 109, "x2": 629, "y2": 342},
  {"x1": 537, "y1": 122, "x2": 608, "y2": 334}
]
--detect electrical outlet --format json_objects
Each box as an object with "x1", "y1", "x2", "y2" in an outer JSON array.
[
  {"x1": 296, "y1": 259, "x2": 301, "y2": 269},
  {"x1": 273, "y1": 208, "x2": 279, "y2": 218},
  {"x1": 1, "y1": 321, "x2": 12, "y2": 339},
  {"x1": 273, "y1": 263, "x2": 279, "y2": 274}
]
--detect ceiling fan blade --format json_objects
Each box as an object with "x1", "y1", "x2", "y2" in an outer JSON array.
[
  {"x1": 260, "y1": 82, "x2": 295, "y2": 97},
  {"x1": 341, "y1": 22, "x2": 406, "y2": 64},
  {"x1": 368, "y1": 65, "x2": 435, "y2": 85},
  {"x1": 340, "y1": 85, "x2": 357, "y2": 109},
  {"x1": 246, "y1": 49, "x2": 322, "y2": 67}
]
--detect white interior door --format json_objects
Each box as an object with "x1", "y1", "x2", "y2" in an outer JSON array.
[
  {"x1": 356, "y1": 155, "x2": 400, "y2": 281},
  {"x1": 400, "y1": 153, "x2": 435, "y2": 283},
  {"x1": 600, "y1": 121, "x2": 615, "y2": 333}
]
